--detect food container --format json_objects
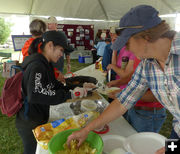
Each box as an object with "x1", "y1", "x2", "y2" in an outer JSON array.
[
  {"x1": 102, "y1": 135, "x2": 125, "y2": 154},
  {"x1": 64, "y1": 72, "x2": 75, "y2": 78},
  {"x1": 48, "y1": 128, "x2": 103, "y2": 154},
  {"x1": 81, "y1": 99, "x2": 97, "y2": 112},
  {"x1": 78, "y1": 55, "x2": 85, "y2": 63},
  {"x1": 70, "y1": 100, "x2": 108, "y2": 115},
  {"x1": 121, "y1": 56, "x2": 129, "y2": 69}
]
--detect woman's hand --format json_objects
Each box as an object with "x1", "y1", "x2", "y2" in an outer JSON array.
[
  {"x1": 155, "y1": 147, "x2": 165, "y2": 154},
  {"x1": 67, "y1": 128, "x2": 89, "y2": 148},
  {"x1": 107, "y1": 80, "x2": 117, "y2": 88},
  {"x1": 56, "y1": 71, "x2": 66, "y2": 83},
  {"x1": 83, "y1": 82, "x2": 96, "y2": 90},
  {"x1": 108, "y1": 89, "x2": 122, "y2": 99},
  {"x1": 107, "y1": 64, "x2": 115, "y2": 71},
  {"x1": 71, "y1": 87, "x2": 87, "y2": 99}
]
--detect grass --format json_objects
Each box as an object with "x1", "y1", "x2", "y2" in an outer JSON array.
[{"x1": 0, "y1": 59, "x2": 173, "y2": 153}]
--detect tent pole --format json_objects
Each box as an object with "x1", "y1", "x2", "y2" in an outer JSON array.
[
  {"x1": 161, "y1": 0, "x2": 176, "y2": 12},
  {"x1": 97, "y1": 0, "x2": 108, "y2": 20},
  {"x1": 28, "y1": 0, "x2": 35, "y2": 15}
]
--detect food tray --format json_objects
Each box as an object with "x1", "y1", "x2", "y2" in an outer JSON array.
[{"x1": 70, "y1": 99, "x2": 108, "y2": 115}]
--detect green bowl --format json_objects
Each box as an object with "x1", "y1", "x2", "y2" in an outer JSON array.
[{"x1": 48, "y1": 128, "x2": 103, "y2": 154}]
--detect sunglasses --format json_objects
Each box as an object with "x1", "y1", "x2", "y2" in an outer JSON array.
[{"x1": 115, "y1": 25, "x2": 143, "y2": 36}]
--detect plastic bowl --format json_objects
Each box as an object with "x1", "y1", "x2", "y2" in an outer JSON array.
[
  {"x1": 48, "y1": 128, "x2": 103, "y2": 154},
  {"x1": 81, "y1": 99, "x2": 97, "y2": 112}
]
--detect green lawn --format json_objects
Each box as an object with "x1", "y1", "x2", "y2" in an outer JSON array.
[{"x1": 0, "y1": 59, "x2": 173, "y2": 154}]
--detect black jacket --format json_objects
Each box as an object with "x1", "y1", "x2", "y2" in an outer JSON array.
[{"x1": 17, "y1": 53, "x2": 72, "y2": 123}]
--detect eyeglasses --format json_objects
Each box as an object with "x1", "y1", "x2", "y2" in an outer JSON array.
[{"x1": 115, "y1": 25, "x2": 143, "y2": 36}]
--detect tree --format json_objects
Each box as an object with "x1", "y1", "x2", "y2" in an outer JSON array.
[{"x1": 0, "y1": 18, "x2": 11, "y2": 45}]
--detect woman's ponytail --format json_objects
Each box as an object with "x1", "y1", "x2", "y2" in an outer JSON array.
[{"x1": 28, "y1": 37, "x2": 43, "y2": 55}]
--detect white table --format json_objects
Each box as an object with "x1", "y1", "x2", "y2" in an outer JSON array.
[
  {"x1": 36, "y1": 65, "x2": 137, "y2": 154},
  {"x1": 75, "y1": 64, "x2": 106, "y2": 82}
]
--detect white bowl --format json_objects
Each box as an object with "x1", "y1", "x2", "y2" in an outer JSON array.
[
  {"x1": 123, "y1": 132, "x2": 166, "y2": 154},
  {"x1": 110, "y1": 148, "x2": 126, "y2": 154},
  {"x1": 102, "y1": 135, "x2": 126, "y2": 153},
  {"x1": 81, "y1": 99, "x2": 97, "y2": 112}
]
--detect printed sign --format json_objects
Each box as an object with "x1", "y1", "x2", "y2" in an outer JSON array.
[{"x1": 11, "y1": 35, "x2": 32, "y2": 51}]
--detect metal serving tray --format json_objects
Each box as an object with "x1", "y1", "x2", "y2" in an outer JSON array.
[{"x1": 70, "y1": 99, "x2": 108, "y2": 115}]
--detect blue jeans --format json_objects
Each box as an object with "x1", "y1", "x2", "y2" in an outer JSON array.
[{"x1": 124, "y1": 107, "x2": 166, "y2": 133}]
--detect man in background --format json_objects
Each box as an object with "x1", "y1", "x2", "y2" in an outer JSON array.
[
  {"x1": 102, "y1": 26, "x2": 119, "y2": 81},
  {"x1": 47, "y1": 16, "x2": 73, "y2": 81}
]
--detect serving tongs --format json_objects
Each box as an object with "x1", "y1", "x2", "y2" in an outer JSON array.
[{"x1": 87, "y1": 87, "x2": 98, "y2": 96}]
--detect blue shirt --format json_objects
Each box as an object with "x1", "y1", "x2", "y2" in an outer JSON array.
[
  {"x1": 102, "y1": 43, "x2": 120, "y2": 72},
  {"x1": 102, "y1": 43, "x2": 113, "y2": 71},
  {"x1": 95, "y1": 41, "x2": 107, "y2": 57},
  {"x1": 117, "y1": 32, "x2": 180, "y2": 137}
]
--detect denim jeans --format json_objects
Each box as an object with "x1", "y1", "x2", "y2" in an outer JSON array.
[{"x1": 124, "y1": 107, "x2": 166, "y2": 133}]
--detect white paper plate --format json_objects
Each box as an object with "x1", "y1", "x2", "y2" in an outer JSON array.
[
  {"x1": 123, "y1": 132, "x2": 166, "y2": 154},
  {"x1": 102, "y1": 135, "x2": 126, "y2": 153},
  {"x1": 98, "y1": 87, "x2": 120, "y2": 95},
  {"x1": 110, "y1": 148, "x2": 126, "y2": 154}
]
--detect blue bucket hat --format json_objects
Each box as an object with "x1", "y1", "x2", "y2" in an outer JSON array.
[{"x1": 112, "y1": 5, "x2": 162, "y2": 51}]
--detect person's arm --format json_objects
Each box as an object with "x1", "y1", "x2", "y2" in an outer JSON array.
[
  {"x1": 108, "y1": 87, "x2": 159, "y2": 103},
  {"x1": 107, "y1": 60, "x2": 134, "y2": 79},
  {"x1": 67, "y1": 99, "x2": 127, "y2": 147},
  {"x1": 67, "y1": 62, "x2": 149, "y2": 147},
  {"x1": 66, "y1": 54, "x2": 71, "y2": 72},
  {"x1": 55, "y1": 69, "x2": 66, "y2": 83},
  {"x1": 111, "y1": 50, "x2": 117, "y2": 65},
  {"x1": 107, "y1": 72, "x2": 133, "y2": 88},
  {"x1": 26, "y1": 66, "x2": 72, "y2": 105},
  {"x1": 155, "y1": 147, "x2": 165, "y2": 154}
]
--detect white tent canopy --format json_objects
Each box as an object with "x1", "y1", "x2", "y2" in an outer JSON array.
[{"x1": 0, "y1": 0, "x2": 180, "y2": 20}]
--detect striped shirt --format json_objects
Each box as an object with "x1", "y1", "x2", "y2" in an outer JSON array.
[{"x1": 117, "y1": 32, "x2": 180, "y2": 137}]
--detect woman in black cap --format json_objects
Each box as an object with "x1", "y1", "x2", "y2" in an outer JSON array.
[{"x1": 16, "y1": 30, "x2": 88, "y2": 154}]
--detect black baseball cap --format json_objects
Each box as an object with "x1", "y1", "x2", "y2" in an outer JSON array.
[{"x1": 42, "y1": 30, "x2": 72, "y2": 51}]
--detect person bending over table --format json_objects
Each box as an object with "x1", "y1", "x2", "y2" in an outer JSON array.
[
  {"x1": 107, "y1": 56, "x2": 166, "y2": 133},
  {"x1": 16, "y1": 31, "x2": 90, "y2": 154},
  {"x1": 67, "y1": 5, "x2": 180, "y2": 154}
]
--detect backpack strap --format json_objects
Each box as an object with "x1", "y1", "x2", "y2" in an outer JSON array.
[
  {"x1": 10, "y1": 65, "x2": 23, "y2": 77},
  {"x1": 23, "y1": 96, "x2": 28, "y2": 120},
  {"x1": 16, "y1": 66, "x2": 29, "y2": 120}
]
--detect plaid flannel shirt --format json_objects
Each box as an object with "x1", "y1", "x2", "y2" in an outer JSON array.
[{"x1": 117, "y1": 32, "x2": 180, "y2": 137}]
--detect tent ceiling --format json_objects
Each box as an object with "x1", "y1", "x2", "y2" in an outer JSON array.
[{"x1": 0, "y1": 0, "x2": 180, "y2": 20}]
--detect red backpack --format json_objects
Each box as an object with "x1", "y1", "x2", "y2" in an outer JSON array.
[{"x1": 0, "y1": 72, "x2": 23, "y2": 117}]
